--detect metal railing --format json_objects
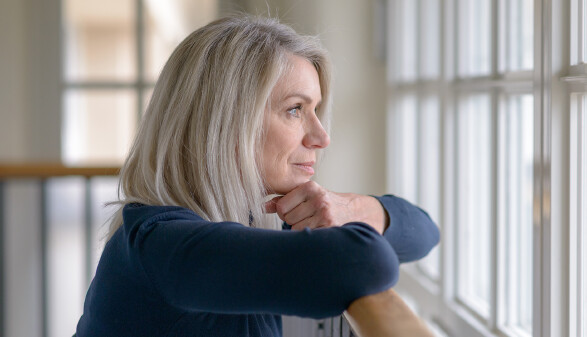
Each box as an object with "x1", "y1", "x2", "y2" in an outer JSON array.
[
  {"x1": 0, "y1": 163, "x2": 119, "y2": 337},
  {"x1": 0, "y1": 163, "x2": 359, "y2": 337}
]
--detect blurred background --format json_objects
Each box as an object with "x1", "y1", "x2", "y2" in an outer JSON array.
[
  {"x1": 0, "y1": 0, "x2": 389, "y2": 336},
  {"x1": 0, "y1": 0, "x2": 584, "y2": 337}
]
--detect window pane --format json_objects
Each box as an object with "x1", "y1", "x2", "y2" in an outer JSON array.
[
  {"x1": 388, "y1": 0, "x2": 418, "y2": 82},
  {"x1": 571, "y1": 93, "x2": 586, "y2": 337},
  {"x1": 63, "y1": 0, "x2": 136, "y2": 82},
  {"x1": 456, "y1": 94, "x2": 492, "y2": 317},
  {"x1": 144, "y1": 0, "x2": 218, "y2": 81},
  {"x1": 419, "y1": 0, "x2": 441, "y2": 79},
  {"x1": 498, "y1": 95, "x2": 533, "y2": 334},
  {"x1": 570, "y1": 93, "x2": 587, "y2": 337},
  {"x1": 457, "y1": 0, "x2": 491, "y2": 76},
  {"x1": 417, "y1": 95, "x2": 441, "y2": 280},
  {"x1": 388, "y1": 94, "x2": 418, "y2": 201},
  {"x1": 63, "y1": 89, "x2": 137, "y2": 165},
  {"x1": 503, "y1": 0, "x2": 533, "y2": 71}
]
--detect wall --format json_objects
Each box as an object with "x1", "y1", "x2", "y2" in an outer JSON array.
[
  {"x1": 1, "y1": 0, "x2": 387, "y2": 191},
  {"x1": 240, "y1": 0, "x2": 388, "y2": 195},
  {"x1": 0, "y1": 0, "x2": 62, "y2": 162},
  {"x1": 231, "y1": 1, "x2": 387, "y2": 335},
  {"x1": 0, "y1": 2, "x2": 387, "y2": 336},
  {"x1": 0, "y1": 0, "x2": 28, "y2": 160}
]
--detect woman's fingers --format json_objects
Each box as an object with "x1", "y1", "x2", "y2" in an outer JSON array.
[
  {"x1": 275, "y1": 181, "x2": 321, "y2": 214},
  {"x1": 269, "y1": 181, "x2": 388, "y2": 234},
  {"x1": 281, "y1": 200, "x2": 314, "y2": 225},
  {"x1": 275, "y1": 181, "x2": 345, "y2": 230},
  {"x1": 263, "y1": 196, "x2": 282, "y2": 214}
]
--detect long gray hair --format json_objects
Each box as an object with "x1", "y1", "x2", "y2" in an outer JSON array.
[{"x1": 107, "y1": 14, "x2": 332, "y2": 238}]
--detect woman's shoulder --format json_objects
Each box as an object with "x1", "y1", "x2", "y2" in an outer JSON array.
[
  {"x1": 116, "y1": 203, "x2": 250, "y2": 244},
  {"x1": 122, "y1": 203, "x2": 204, "y2": 228}
]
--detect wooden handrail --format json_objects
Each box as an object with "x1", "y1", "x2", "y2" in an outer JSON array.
[
  {"x1": 345, "y1": 288, "x2": 434, "y2": 337},
  {"x1": 1, "y1": 164, "x2": 433, "y2": 337},
  {"x1": 0, "y1": 163, "x2": 120, "y2": 178}
]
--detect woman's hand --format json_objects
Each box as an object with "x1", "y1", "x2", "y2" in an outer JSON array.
[{"x1": 264, "y1": 181, "x2": 389, "y2": 234}]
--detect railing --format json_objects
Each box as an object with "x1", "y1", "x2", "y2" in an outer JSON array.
[
  {"x1": 0, "y1": 163, "x2": 119, "y2": 337},
  {"x1": 346, "y1": 288, "x2": 434, "y2": 337},
  {"x1": 0, "y1": 163, "x2": 433, "y2": 337}
]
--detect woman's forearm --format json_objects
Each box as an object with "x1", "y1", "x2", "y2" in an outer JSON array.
[{"x1": 345, "y1": 288, "x2": 434, "y2": 337}]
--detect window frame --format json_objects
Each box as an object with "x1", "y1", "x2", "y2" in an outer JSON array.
[
  {"x1": 385, "y1": 0, "x2": 568, "y2": 336},
  {"x1": 566, "y1": 1, "x2": 587, "y2": 331},
  {"x1": 61, "y1": 0, "x2": 156, "y2": 165}
]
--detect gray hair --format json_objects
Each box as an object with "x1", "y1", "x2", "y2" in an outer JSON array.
[{"x1": 107, "y1": 14, "x2": 332, "y2": 238}]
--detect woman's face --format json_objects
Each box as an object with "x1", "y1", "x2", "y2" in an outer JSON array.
[{"x1": 262, "y1": 55, "x2": 330, "y2": 195}]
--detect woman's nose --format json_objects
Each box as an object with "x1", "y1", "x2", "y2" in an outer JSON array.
[{"x1": 302, "y1": 116, "x2": 330, "y2": 149}]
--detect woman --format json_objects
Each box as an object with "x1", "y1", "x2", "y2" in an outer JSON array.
[{"x1": 75, "y1": 15, "x2": 439, "y2": 337}]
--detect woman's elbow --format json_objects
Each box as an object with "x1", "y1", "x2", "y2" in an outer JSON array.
[
  {"x1": 417, "y1": 221, "x2": 440, "y2": 259},
  {"x1": 342, "y1": 226, "x2": 401, "y2": 297},
  {"x1": 399, "y1": 216, "x2": 440, "y2": 263}
]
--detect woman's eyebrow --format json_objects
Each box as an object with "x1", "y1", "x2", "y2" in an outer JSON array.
[{"x1": 282, "y1": 93, "x2": 322, "y2": 104}]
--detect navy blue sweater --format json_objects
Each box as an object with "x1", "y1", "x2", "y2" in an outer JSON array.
[{"x1": 76, "y1": 195, "x2": 439, "y2": 337}]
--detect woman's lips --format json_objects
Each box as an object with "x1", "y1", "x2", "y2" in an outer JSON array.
[{"x1": 293, "y1": 162, "x2": 315, "y2": 175}]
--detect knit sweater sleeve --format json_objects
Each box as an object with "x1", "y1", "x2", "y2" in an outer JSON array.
[
  {"x1": 125, "y1": 205, "x2": 399, "y2": 319},
  {"x1": 373, "y1": 195, "x2": 440, "y2": 263}
]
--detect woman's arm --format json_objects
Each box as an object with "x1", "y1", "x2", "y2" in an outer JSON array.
[
  {"x1": 266, "y1": 181, "x2": 440, "y2": 262},
  {"x1": 374, "y1": 195, "x2": 440, "y2": 262},
  {"x1": 128, "y1": 205, "x2": 399, "y2": 318}
]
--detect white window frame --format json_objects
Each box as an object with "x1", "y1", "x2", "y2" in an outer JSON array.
[
  {"x1": 385, "y1": 0, "x2": 574, "y2": 336},
  {"x1": 62, "y1": 0, "x2": 153, "y2": 112},
  {"x1": 61, "y1": 0, "x2": 161, "y2": 165},
  {"x1": 567, "y1": 3, "x2": 587, "y2": 337}
]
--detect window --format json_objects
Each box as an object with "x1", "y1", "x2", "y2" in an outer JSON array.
[
  {"x1": 417, "y1": 94, "x2": 441, "y2": 280},
  {"x1": 455, "y1": 93, "x2": 492, "y2": 318},
  {"x1": 45, "y1": 2, "x2": 218, "y2": 336},
  {"x1": 386, "y1": 0, "x2": 536, "y2": 336},
  {"x1": 569, "y1": 93, "x2": 585, "y2": 337},
  {"x1": 498, "y1": 94, "x2": 533, "y2": 335},
  {"x1": 61, "y1": 0, "x2": 217, "y2": 165},
  {"x1": 457, "y1": 0, "x2": 491, "y2": 76},
  {"x1": 569, "y1": 2, "x2": 587, "y2": 337}
]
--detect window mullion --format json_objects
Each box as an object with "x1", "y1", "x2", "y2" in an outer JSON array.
[
  {"x1": 533, "y1": 0, "x2": 553, "y2": 336},
  {"x1": 576, "y1": 95, "x2": 587, "y2": 336},
  {"x1": 570, "y1": 94, "x2": 582, "y2": 337},
  {"x1": 416, "y1": 0, "x2": 422, "y2": 205},
  {"x1": 489, "y1": 89, "x2": 500, "y2": 331},
  {"x1": 571, "y1": 0, "x2": 580, "y2": 65},
  {"x1": 440, "y1": 0, "x2": 456, "y2": 305},
  {"x1": 489, "y1": 0, "x2": 500, "y2": 331}
]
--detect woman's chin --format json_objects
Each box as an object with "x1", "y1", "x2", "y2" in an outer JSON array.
[{"x1": 268, "y1": 178, "x2": 311, "y2": 195}]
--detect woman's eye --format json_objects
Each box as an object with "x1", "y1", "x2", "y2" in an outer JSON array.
[{"x1": 287, "y1": 106, "x2": 301, "y2": 118}]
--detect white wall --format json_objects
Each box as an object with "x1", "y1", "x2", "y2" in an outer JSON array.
[
  {"x1": 0, "y1": 0, "x2": 62, "y2": 162},
  {"x1": 0, "y1": 2, "x2": 387, "y2": 337},
  {"x1": 235, "y1": 2, "x2": 387, "y2": 335},
  {"x1": 0, "y1": 0, "x2": 28, "y2": 160},
  {"x1": 241, "y1": 0, "x2": 388, "y2": 195},
  {"x1": 1, "y1": 0, "x2": 386, "y2": 190}
]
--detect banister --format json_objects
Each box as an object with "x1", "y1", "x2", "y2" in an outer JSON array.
[
  {"x1": 345, "y1": 288, "x2": 435, "y2": 337},
  {"x1": 0, "y1": 163, "x2": 434, "y2": 336},
  {"x1": 0, "y1": 163, "x2": 120, "y2": 178}
]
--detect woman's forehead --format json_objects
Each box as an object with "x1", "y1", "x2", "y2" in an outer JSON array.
[{"x1": 270, "y1": 55, "x2": 322, "y2": 102}]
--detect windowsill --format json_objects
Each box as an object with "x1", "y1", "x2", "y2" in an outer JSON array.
[{"x1": 395, "y1": 267, "x2": 514, "y2": 337}]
